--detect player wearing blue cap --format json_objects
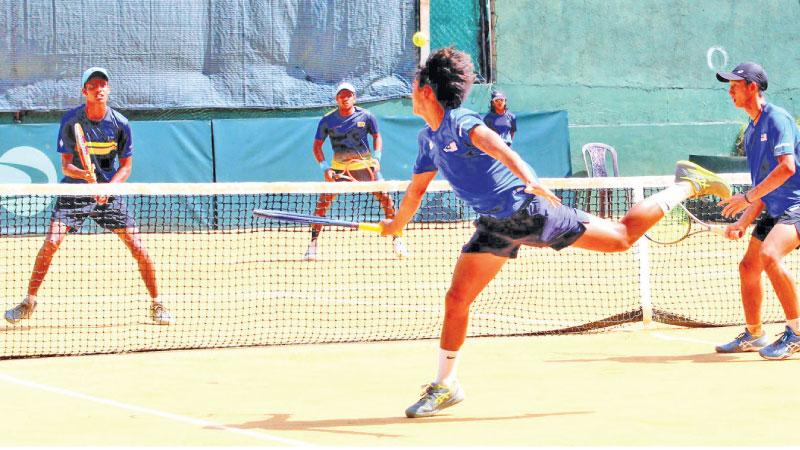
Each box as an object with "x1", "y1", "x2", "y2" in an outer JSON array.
[
  {"x1": 380, "y1": 47, "x2": 731, "y2": 418},
  {"x1": 4, "y1": 67, "x2": 172, "y2": 326},
  {"x1": 716, "y1": 62, "x2": 800, "y2": 360},
  {"x1": 483, "y1": 90, "x2": 516, "y2": 147},
  {"x1": 304, "y1": 82, "x2": 408, "y2": 260}
]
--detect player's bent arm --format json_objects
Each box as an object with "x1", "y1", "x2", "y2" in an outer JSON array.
[
  {"x1": 728, "y1": 199, "x2": 764, "y2": 238},
  {"x1": 312, "y1": 139, "x2": 326, "y2": 164},
  {"x1": 469, "y1": 125, "x2": 535, "y2": 185},
  {"x1": 380, "y1": 170, "x2": 436, "y2": 236},
  {"x1": 61, "y1": 153, "x2": 93, "y2": 182},
  {"x1": 109, "y1": 156, "x2": 133, "y2": 183},
  {"x1": 469, "y1": 124, "x2": 560, "y2": 205},
  {"x1": 746, "y1": 154, "x2": 796, "y2": 202}
]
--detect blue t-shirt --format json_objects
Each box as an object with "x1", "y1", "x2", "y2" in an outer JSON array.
[
  {"x1": 744, "y1": 103, "x2": 800, "y2": 217},
  {"x1": 314, "y1": 106, "x2": 379, "y2": 163},
  {"x1": 482, "y1": 110, "x2": 517, "y2": 146},
  {"x1": 57, "y1": 106, "x2": 133, "y2": 183},
  {"x1": 413, "y1": 108, "x2": 536, "y2": 218}
]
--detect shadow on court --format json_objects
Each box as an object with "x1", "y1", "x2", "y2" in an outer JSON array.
[{"x1": 223, "y1": 411, "x2": 593, "y2": 438}]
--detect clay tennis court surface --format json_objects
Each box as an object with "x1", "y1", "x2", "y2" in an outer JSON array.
[{"x1": 1, "y1": 323, "x2": 797, "y2": 446}]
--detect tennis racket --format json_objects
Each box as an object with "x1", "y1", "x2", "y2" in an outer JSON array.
[
  {"x1": 74, "y1": 123, "x2": 110, "y2": 205},
  {"x1": 253, "y1": 209, "x2": 385, "y2": 234},
  {"x1": 73, "y1": 123, "x2": 96, "y2": 183},
  {"x1": 645, "y1": 203, "x2": 732, "y2": 244}
]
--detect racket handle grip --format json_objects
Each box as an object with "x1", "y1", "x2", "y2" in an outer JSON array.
[{"x1": 357, "y1": 222, "x2": 386, "y2": 234}]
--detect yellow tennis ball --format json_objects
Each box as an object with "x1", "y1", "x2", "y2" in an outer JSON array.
[{"x1": 412, "y1": 31, "x2": 428, "y2": 47}]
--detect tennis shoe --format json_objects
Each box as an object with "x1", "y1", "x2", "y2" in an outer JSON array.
[
  {"x1": 150, "y1": 302, "x2": 173, "y2": 325},
  {"x1": 4, "y1": 297, "x2": 36, "y2": 324},
  {"x1": 674, "y1": 160, "x2": 732, "y2": 199},
  {"x1": 392, "y1": 237, "x2": 409, "y2": 259},
  {"x1": 715, "y1": 328, "x2": 769, "y2": 353},
  {"x1": 405, "y1": 381, "x2": 465, "y2": 418},
  {"x1": 302, "y1": 239, "x2": 318, "y2": 261},
  {"x1": 758, "y1": 326, "x2": 800, "y2": 360}
]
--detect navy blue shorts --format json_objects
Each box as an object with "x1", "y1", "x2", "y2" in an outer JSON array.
[
  {"x1": 753, "y1": 204, "x2": 800, "y2": 242},
  {"x1": 52, "y1": 196, "x2": 135, "y2": 233},
  {"x1": 462, "y1": 197, "x2": 590, "y2": 258}
]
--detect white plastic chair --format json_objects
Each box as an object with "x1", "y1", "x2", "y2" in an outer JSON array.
[
  {"x1": 581, "y1": 143, "x2": 619, "y2": 217},
  {"x1": 582, "y1": 143, "x2": 619, "y2": 178}
]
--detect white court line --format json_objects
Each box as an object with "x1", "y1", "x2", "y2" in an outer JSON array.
[
  {"x1": 0, "y1": 373, "x2": 313, "y2": 447},
  {"x1": 651, "y1": 331, "x2": 717, "y2": 346}
]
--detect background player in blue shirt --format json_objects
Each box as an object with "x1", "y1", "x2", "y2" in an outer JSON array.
[
  {"x1": 380, "y1": 47, "x2": 731, "y2": 418},
  {"x1": 304, "y1": 82, "x2": 408, "y2": 260},
  {"x1": 482, "y1": 90, "x2": 516, "y2": 146},
  {"x1": 4, "y1": 67, "x2": 172, "y2": 326},
  {"x1": 716, "y1": 62, "x2": 800, "y2": 360}
]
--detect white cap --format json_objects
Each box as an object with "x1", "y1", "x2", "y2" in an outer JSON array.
[
  {"x1": 334, "y1": 82, "x2": 356, "y2": 96},
  {"x1": 81, "y1": 67, "x2": 109, "y2": 86}
]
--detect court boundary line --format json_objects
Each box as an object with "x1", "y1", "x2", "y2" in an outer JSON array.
[
  {"x1": 0, "y1": 372, "x2": 313, "y2": 447},
  {"x1": 651, "y1": 331, "x2": 717, "y2": 346}
]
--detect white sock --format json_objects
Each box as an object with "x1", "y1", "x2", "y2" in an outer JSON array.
[
  {"x1": 787, "y1": 318, "x2": 800, "y2": 335},
  {"x1": 650, "y1": 184, "x2": 692, "y2": 214},
  {"x1": 434, "y1": 349, "x2": 459, "y2": 386}
]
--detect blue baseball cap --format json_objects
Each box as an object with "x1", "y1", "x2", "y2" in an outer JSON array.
[
  {"x1": 716, "y1": 62, "x2": 768, "y2": 91},
  {"x1": 334, "y1": 82, "x2": 356, "y2": 96},
  {"x1": 81, "y1": 67, "x2": 109, "y2": 87},
  {"x1": 491, "y1": 90, "x2": 506, "y2": 100}
]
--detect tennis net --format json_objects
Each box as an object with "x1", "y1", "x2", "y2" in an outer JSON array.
[{"x1": 0, "y1": 174, "x2": 791, "y2": 358}]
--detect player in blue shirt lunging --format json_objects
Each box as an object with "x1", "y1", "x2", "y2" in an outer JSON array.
[
  {"x1": 380, "y1": 47, "x2": 731, "y2": 418},
  {"x1": 716, "y1": 62, "x2": 800, "y2": 360}
]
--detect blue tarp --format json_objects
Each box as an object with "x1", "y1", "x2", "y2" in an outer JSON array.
[{"x1": 0, "y1": 0, "x2": 418, "y2": 111}]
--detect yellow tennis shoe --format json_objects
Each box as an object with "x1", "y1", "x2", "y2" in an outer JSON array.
[
  {"x1": 674, "y1": 160, "x2": 732, "y2": 199},
  {"x1": 405, "y1": 381, "x2": 465, "y2": 418}
]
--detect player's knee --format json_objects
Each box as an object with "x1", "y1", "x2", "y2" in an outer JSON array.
[
  {"x1": 758, "y1": 249, "x2": 784, "y2": 271},
  {"x1": 739, "y1": 256, "x2": 760, "y2": 274},
  {"x1": 444, "y1": 289, "x2": 472, "y2": 314}
]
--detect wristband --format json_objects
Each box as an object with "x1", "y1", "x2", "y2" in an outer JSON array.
[
  {"x1": 744, "y1": 191, "x2": 753, "y2": 204},
  {"x1": 373, "y1": 150, "x2": 382, "y2": 161},
  {"x1": 318, "y1": 160, "x2": 330, "y2": 171}
]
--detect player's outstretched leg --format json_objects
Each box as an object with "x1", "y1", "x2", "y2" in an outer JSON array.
[
  {"x1": 4, "y1": 295, "x2": 36, "y2": 324},
  {"x1": 405, "y1": 381, "x2": 465, "y2": 418},
  {"x1": 758, "y1": 326, "x2": 800, "y2": 360},
  {"x1": 715, "y1": 328, "x2": 769, "y2": 353},
  {"x1": 674, "y1": 160, "x2": 732, "y2": 199}
]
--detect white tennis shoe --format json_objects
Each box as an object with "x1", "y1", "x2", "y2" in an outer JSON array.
[
  {"x1": 392, "y1": 237, "x2": 409, "y2": 259},
  {"x1": 303, "y1": 239, "x2": 318, "y2": 261}
]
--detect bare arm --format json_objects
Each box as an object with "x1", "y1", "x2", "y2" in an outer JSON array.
[
  {"x1": 312, "y1": 138, "x2": 334, "y2": 182},
  {"x1": 372, "y1": 132, "x2": 383, "y2": 170},
  {"x1": 721, "y1": 154, "x2": 796, "y2": 218},
  {"x1": 60, "y1": 153, "x2": 94, "y2": 182},
  {"x1": 469, "y1": 124, "x2": 560, "y2": 205},
  {"x1": 109, "y1": 156, "x2": 132, "y2": 183},
  {"x1": 380, "y1": 170, "x2": 437, "y2": 236}
]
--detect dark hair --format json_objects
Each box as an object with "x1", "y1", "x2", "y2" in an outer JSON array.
[
  {"x1": 744, "y1": 78, "x2": 768, "y2": 92},
  {"x1": 415, "y1": 47, "x2": 475, "y2": 109}
]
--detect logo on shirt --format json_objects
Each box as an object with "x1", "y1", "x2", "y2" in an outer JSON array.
[
  {"x1": 443, "y1": 141, "x2": 458, "y2": 153},
  {"x1": 760, "y1": 133, "x2": 767, "y2": 142},
  {"x1": 357, "y1": 121, "x2": 366, "y2": 127}
]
